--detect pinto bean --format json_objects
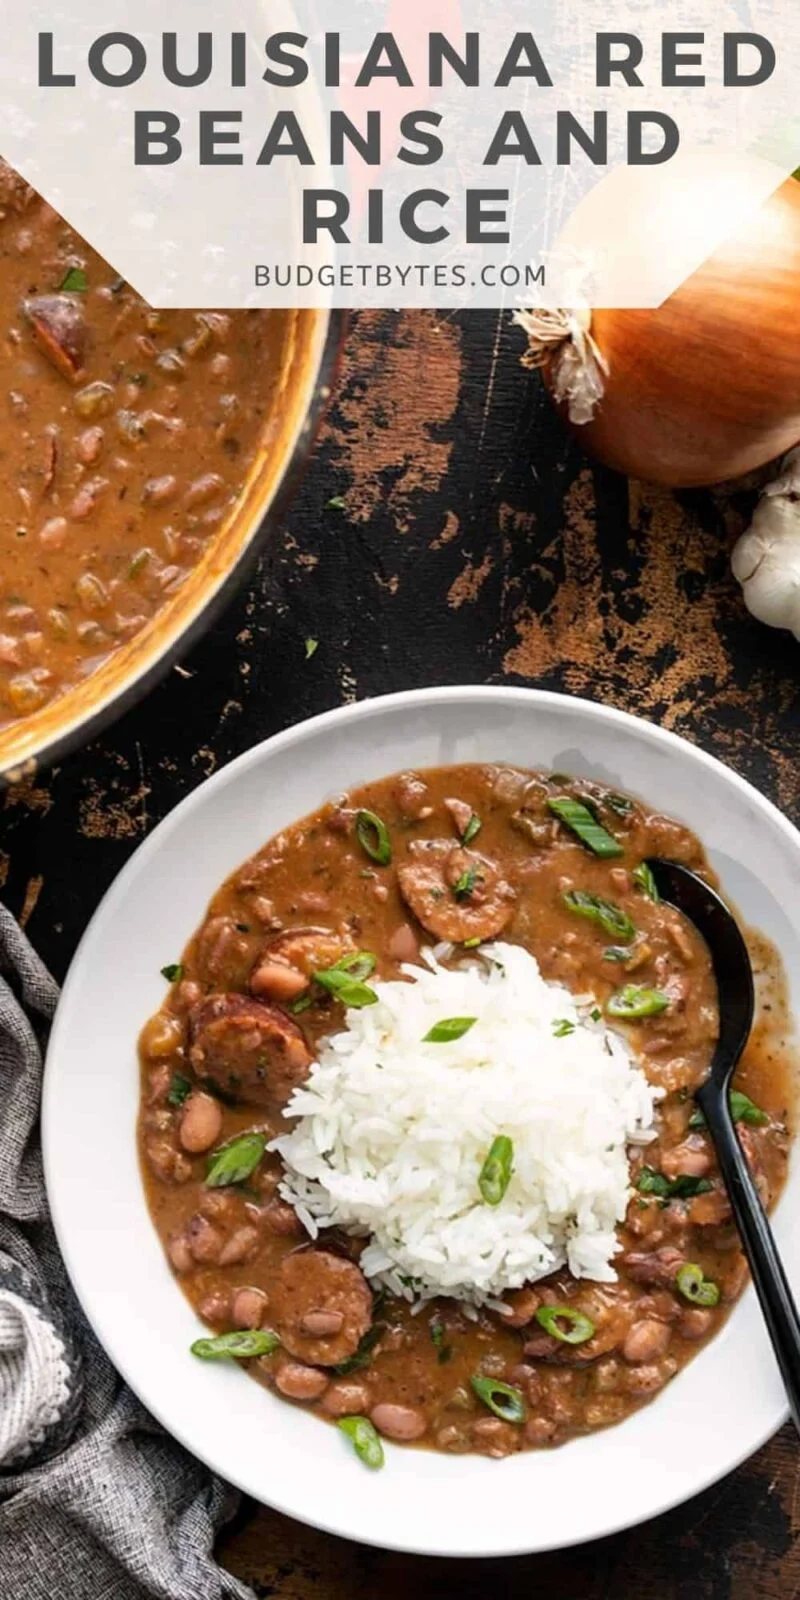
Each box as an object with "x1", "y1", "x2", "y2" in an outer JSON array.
[
  {"x1": 624, "y1": 1357, "x2": 678, "y2": 1396},
  {"x1": 196, "y1": 916, "x2": 252, "y2": 985},
  {"x1": 621, "y1": 1246, "x2": 686, "y2": 1288},
  {"x1": 524, "y1": 1416, "x2": 558, "y2": 1447},
  {"x1": 189, "y1": 992, "x2": 311, "y2": 1110},
  {"x1": 275, "y1": 1361, "x2": 329, "y2": 1402},
  {"x1": 199, "y1": 1189, "x2": 241, "y2": 1225},
  {"x1": 371, "y1": 1404, "x2": 427, "y2": 1442},
  {"x1": 270, "y1": 1251, "x2": 372, "y2": 1367},
  {"x1": 636, "y1": 1291, "x2": 682, "y2": 1324},
  {"x1": 471, "y1": 1416, "x2": 517, "y2": 1457},
  {"x1": 232, "y1": 1287, "x2": 268, "y2": 1330},
  {"x1": 186, "y1": 1214, "x2": 224, "y2": 1264},
  {"x1": 387, "y1": 923, "x2": 420, "y2": 964},
  {"x1": 198, "y1": 1290, "x2": 230, "y2": 1324},
  {"x1": 443, "y1": 796, "x2": 474, "y2": 836},
  {"x1": 262, "y1": 1199, "x2": 305, "y2": 1237},
  {"x1": 295, "y1": 891, "x2": 331, "y2": 915},
  {"x1": 185, "y1": 472, "x2": 224, "y2": 508},
  {"x1": 593, "y1": 1359, "x2": 620, "y2": 1394},
  {"x1": 142, "y1": 473, "x2": 178, "y2": 506},
  {"x1": 435, "y1": 1424, "x2": 471, "y2": 1452},
  {"x1": 498, "y1": 1286, "x2": 541, "y2": 1328},
  {"x1": 249, "y1": 961, "x2": 308, "y2": 1003},
  {"x1": 622, "y1": 1319, "x2": 672, "y2": 1364},
  {"x1": 179, "y1": 1091, "x2": 223, "y2": 1153},
  {"x1": 147, "y1": 1063, "x2": 172, "y2": 1105},
  {"x1": 394, "y1": 772, "x2": 430, "y2": 819},
  {"x1": 660, "y1": 1136, "x2": 711, "y2": 1180},
  {"x1": 218, "y1": 1225, "x2": 259, "y2": 1267},
  {"x1": 397, "y1": 843, "x2": 515, "y2": 943},
  {"x1": 666, "y1": 916, "x2": 696, "y2": 963},
  {"x1": 321, "y1": 1382, "x2": 371, "y2": 1418},
  {"x1": 167, "y1": 1233, "x2": 193, "y2": 1274},
  {"x1": 173, "y1": 979, "x2": 203, "y2": 1014},
  {"x1": 679, "y1": 1308, "x2": 715, "y2": 1340},
  {"x1": 145, "y1": 1138, "x2": 192, "y2": 1185},
  {"x1": 76, "y1": 425, "x2": 104, "y2": 465},
  {"x1": 300, "y1": 1309, "x2": 345, "y2": 1338}
]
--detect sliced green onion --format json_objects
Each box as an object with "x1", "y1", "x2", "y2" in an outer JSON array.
[
  {"x1": 423, "y1": 1016, "x2": 477, "y2": 1043},
  {"x1": 206, "y1": 1131, "x2": 266, "y2": 1188},
  {"x1": 636, "y1": 1167, "x2": 713, "y2": 1200},
  {"x1": 552, "y1": 1018, "x2": 575, "y2": 1038},
  {"x1": 478, "y1": 1135, "x2": 514, "y2": 1205},
  {"x1": 304, "y1": 637, "x2": 318, "y2": 659},
  {"x1": 675, "y1": 1263, "x2": 720, "y2": 1307},
  {"x1": 453, "y1": 865, "x2": 480, "y2": 899},
  {"x1": 606, "y1": 985, "x2": 670, "y2": 1019},
  {"x1": 167, "y1": 1072, "x2": 192, "y2": 1107},
  {"x1": 463, "y1": 936, "x2": 482, "y2": 949},
  {"x1": 470, "y1": 1375, "x2": 526, "y2": 1424},
  {"x1": 535, "y1": 1305, "x2": 596, "y2": 1344},
  {"x1": 59, "y1": 266, "x2": 88, "y2": 293},
  {"x1": 128, "y1": 548, "x2": 151, "y2": 579},
  {"x1": 603, "y1": 946, "x2": 633, "y2": 963},
  {"x1": 191, "y1": 1329, "x2": 280, "y2": 1360},
  {"x1": 604, "y1": 792, "x2": 633, "y2": 817},
  {"x1": 462, "y1": 813, "x2": 482, "y2": 845},
  {"x1": 290, "y1": 993, "x2": 313, "y2": 1015},
  {"x1": 690, "y1": 1090, "x2": 769, "y2": 1129},
  {"x1": 314, "y1": 953, "x2": 378, "y2": 1009},
  {"x1": 331, "y1": 951, "x2": 377, "y2": 982},
  {"x1": 563, "y1": 889, "x2": 635, "y2": 941},
  {"x1": 338, "y1": 1415, "x2": 385, "y2": 1469},
  {"x1": 332, "y1": 1324, "x2": 384, "y2": 1375},
  {"x1": 161, "y1": 962, "x2": 184, "y2": 982},
  {"x1": 355, "y1": 809, "x2": 392, "y2": 866},
  {"x1": 547, "y1": 797, "x2": 623, "y2": 858},
  {"x1": 429, "y1": 1317, "x2": 453, "y2": 1363},
  {"x1": 633, "y1": 862, "x2": 660, "y2": 902}
]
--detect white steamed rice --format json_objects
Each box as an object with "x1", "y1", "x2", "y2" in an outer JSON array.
[{"x1": 272, "y1": 942, "x2": 661, "y2": 1307}]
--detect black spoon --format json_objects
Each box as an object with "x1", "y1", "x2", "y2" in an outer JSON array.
[{"x1": 648, "y1": 857, "x2": 800, "y2": 1433}]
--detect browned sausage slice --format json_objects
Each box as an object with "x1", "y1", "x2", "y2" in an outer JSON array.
[
  {"x1": 23, "y1": 294, "x2": 87, "y2": 382},
  {"x1": 397, "y1": 843, "x2": 515, "y2": 943},
  {"x1": 189, "y1": 992, "x2": 311, "y2": 1110},
  {"x1": 270, "y1": 1251, "x2": 373, "y2": 1367},
  {"x1": 250, "y1": 927, "x2": 355, "y2": 1002}
]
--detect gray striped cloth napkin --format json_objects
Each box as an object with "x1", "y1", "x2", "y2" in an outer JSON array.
[{"x1": 0, "y1": 903, "x2": 254, "y2": 1600}]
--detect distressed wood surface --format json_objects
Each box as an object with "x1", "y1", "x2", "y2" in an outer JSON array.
[{"x1": 8, "y1": 310, "x2": 800, "y2": 1591}]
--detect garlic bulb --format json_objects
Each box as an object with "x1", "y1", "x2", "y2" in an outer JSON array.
[{"x1": 732, "y1": 449, "x2": 800, "y2": 637}]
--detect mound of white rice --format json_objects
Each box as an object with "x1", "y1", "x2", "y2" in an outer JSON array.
[{"x1": 273, "y1": 942, "x2": 660, "y2": 1307}]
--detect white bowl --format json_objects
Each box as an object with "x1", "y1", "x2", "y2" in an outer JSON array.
[{"x1": 43, "y1": 687, "x2": 800, "y2": 1557}]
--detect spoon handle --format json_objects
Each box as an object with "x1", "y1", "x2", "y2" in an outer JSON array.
[{"x1": 702, "y1": 1093, "x2": 800, "y2": 1434}]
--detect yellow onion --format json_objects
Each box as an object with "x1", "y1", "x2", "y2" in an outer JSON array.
[{"x1": 521, "y1": 155, "x2": 800, "y2": 488}]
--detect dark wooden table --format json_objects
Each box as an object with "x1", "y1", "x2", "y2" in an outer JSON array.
[{"x1": 9, "y1": 310, "x2": 800, "y2": 1594}]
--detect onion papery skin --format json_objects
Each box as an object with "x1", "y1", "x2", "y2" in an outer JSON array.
[{"x1": 550, "y1": 176, "x2": 800, "y2": 488}]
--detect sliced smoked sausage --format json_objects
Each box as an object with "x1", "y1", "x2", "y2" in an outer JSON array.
[
  {"x1": 189, "y1": 992, "x2": 311, "y2": 1110},
  {"x1": 397, "y1": 842, "x2": 515, "y2": 942},
  {"x1": 269, "y1": 1251, "x2": 373, "y2": 1367}
]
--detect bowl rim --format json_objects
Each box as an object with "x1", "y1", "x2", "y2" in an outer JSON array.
[
  {"x1": 0, "y1": 306, "x2": 346, "y2": 785},
  {"x1": 42, "y1": 685, "x2": 797, "y2": 1557}
]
